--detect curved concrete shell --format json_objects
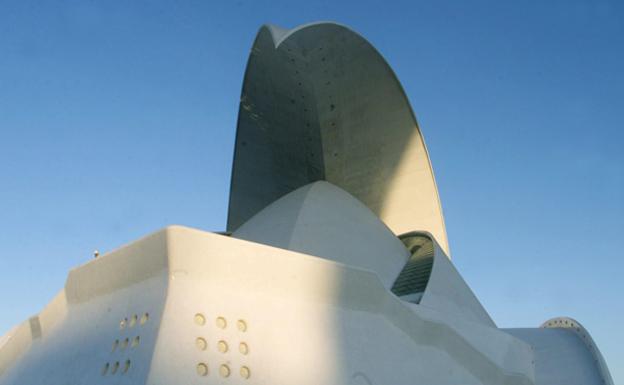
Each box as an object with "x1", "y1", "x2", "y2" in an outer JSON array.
[{"x1": 227, "y1": 22, "x2": 449, "y2": 254}]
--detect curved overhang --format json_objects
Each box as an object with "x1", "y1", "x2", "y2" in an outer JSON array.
[{"x1": 227, "y1": 22, "x2": 449, "y2": 255}]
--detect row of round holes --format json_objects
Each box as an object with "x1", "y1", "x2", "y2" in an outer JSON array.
[
  {"x1": 112, "y1": 336, "x2": 140, "y2": 352},
  {"x1": 194, "y1": 314, "x2": 247, "y2": 332},
  {"x1": 545, "y1": 319, "x2": 582, "y2": 333},
  {"x1": 196, "y1": 363, "x2": 250, "y2": 379},
  {"x1": 120, "y1": 313, "x2": 149, "y2": 329},
  {"x1": 102, "y1": 360, "x2": 131, "y2": 375},
  {"x1": 195, "y1": 338, "x2": 249, "y2": 355}
]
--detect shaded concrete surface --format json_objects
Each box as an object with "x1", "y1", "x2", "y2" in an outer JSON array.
[{"x1": 228, "y1": 23, "x2": 449, "y2": 255}]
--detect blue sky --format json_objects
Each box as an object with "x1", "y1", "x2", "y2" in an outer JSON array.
[{"x1": 1, "y1": 0, "x2": 622, "y2": 381}]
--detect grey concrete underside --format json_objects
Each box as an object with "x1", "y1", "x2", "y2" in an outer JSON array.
[{"x1": 228, "y1": 22, "x2": 449, "y2": 254}]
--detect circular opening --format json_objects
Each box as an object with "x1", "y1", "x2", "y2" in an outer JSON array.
[
  {"x1": 216, "y1": 317, "x2": 227, "y2": 329},
  {"x1": 196, "y1": 363, "x2": 209, "y2": 376},
  {"x1": 194, "y1": 313, "x2": 206, "y2": 326},
  {"x1": 219, "y1": 364, "x2": 231, "y2": 378},
  {"x1": 237, "y1": 319, "x2": 247, "y2": 332},
  {"x1": 101, "y1": 362, "x2": 110, "y2": 376},
  {"x1": 129, "y1": 314, "x2": 138, "y2": 327},
  {"x1": 217, "y1": 340, "x2": 228, "y2": 353},
  {"x1": 112, "y1": 339, "x2": 119, "y2": 352},
  {"x1": 195, "y1": 337, "x2": 207, "y2": 351},
  {"x1": 131, "y1": 336, "x2": 140, "y2": 348},
  {"x1": 240, "y1": 366, "x2": 251, "y2": 379},
  {"x1": 121, "y1": 338, "x2": 129, "y2": 349},
  {"x1": 239, "y1": 342, "x2": 249, "y2": 355},
  {"x1": 140, "y1": 313, "x2": 149, "y2": 325},
  {"x1": 111, "y1": 361, "x2": 120, "y2": 375},
  {"x1": 123, "y1": 360, "x2": 131, "y2": 374}
]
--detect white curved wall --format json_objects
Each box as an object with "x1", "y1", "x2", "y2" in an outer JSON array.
[{"x1": 232, "y1": 181, "x2": 410, "y2": 288}]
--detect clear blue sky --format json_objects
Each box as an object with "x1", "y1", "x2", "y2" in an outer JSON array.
[{"x1": 1, "y1": 0, "x2": 622, "y2": 381}]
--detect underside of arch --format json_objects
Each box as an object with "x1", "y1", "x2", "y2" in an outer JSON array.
[{"x1": 227, "y1": 22, "x2": 449, "y2": 255}]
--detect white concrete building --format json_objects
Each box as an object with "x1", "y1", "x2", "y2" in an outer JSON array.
[{"x1": 0, "y1": 22, "x2": 613, "y2": 385}]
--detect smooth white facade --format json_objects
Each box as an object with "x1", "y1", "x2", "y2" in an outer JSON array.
[{"x1": 1, "y1": 226, "x2": 535, "y2": 385}]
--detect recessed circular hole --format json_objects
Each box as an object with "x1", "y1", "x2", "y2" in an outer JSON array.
[
  {"x1": 111, "y1": 361, "x2": 120, "y2": 374},
  {"x1": 196, "y1": 363, "x2": 209, "y2": 376},
  {"x1": 131, "y1": 336, "x2": 140, "y2": 348},
  {"x1": 129, "y1": 314, "x2": 138, "y2": 327},
  {"x1": 217, "y1": 340, "x2": 229, "y2": 353},
  {"x1": 140, "y1": 313, "x2": 149, "y2": 325},
  {"x1": 240, "y1": 366, "x2": 251, "y2": 379},
  {"x1": 220, "y1": 364, "x2": 231, "y2": 378},
  {"x1": 194, "y1": 313, "x2": 206, "y2": 326},
  {"x1": 121, "y1": 338, "x2": 129, "y2": 349},
  {"x1": 196, "y1": 337, "x2": 207, "y2": 351},
  {"x1": 112, "y1": 339, "x2": 119, "y2": 352},
  {"x1": 239, "y1": 342, "x2": 249, "y2": 355},
  {"x1": 123, "y1": 360, "x2": 131, "y2": 374},
  {"x1": 237, "y1": 320, "x2": 247, "y2": 332},
  {"x1": 216, "y1": 317, "x2": 227, "y2": 329},
  {"x1": 120, "y1": 318, "x2": 127, "y2": 330},
  {"x1": 101, "y1": 362, "x2": 110, "y2": 376}
]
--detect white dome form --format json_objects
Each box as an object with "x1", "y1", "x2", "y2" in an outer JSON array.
[{"x1": 232, "y1": 181, "x2": 410, "y2": 288}]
